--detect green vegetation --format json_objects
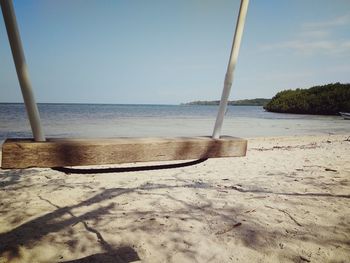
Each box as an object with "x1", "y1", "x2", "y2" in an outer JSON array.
[
  {"x1": 182, "y1": 98, "x2": 271, "y2": 106},
  {"x1": 229, "y1": 98, "x2": 271, "y2": 106},
  {"x1": 264, "y1": 83, "x2": 350, "y2": 115}
]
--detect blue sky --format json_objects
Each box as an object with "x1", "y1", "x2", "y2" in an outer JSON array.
[{"x1": 1, "y1": 0, "x2": 350, "y2": 104}]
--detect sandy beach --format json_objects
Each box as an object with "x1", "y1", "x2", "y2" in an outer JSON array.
[{"x1": 0, "y1": 134, "x2": 349, "y2": 263}]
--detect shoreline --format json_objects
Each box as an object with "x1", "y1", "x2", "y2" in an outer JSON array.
[
  {"x1": 0, "y1": 134, "x2": 349, "y2": 262},
  {"x1": 1, "y1": 104, "x2": 349, "y2": 139}
]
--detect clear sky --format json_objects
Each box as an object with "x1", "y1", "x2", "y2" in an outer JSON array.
[{"x1": 1, "y1": 0, "x2": 350, "y2": 104}]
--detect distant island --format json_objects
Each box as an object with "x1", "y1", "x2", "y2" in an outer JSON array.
[
  {"x1": 181, "y1": 98, "x2": 271, "y2": 106},
  {"x1": 264, "y1": 83, "x2": 350, "y2": 115}
]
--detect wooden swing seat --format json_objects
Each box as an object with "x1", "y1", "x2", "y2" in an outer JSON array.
[{"x1": 1, "y1": 136, "x2": 247, "y2": 169}]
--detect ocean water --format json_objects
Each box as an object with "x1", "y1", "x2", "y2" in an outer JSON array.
[{"x1": 0, "y1": 103, "x2": 349, "y2": 141}]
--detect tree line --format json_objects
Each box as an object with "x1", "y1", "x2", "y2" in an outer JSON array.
[
  {"x1": 182, "y1": 98, "x2": 270, "y2": 106},
  {"x1": 264, "y1": 83, "x2": 350, "y2": 115}
]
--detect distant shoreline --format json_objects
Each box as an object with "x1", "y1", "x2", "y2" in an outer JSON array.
[{"x1": 181, "y1": 98, "x2": 271, "y2": 106}]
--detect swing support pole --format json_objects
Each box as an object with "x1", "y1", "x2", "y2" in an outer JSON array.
[
  {"x1": 212, "y1": 0, "x2": 249, "y2": 139},
  {"x1": 1, "y1": 0, "x2": 45, "y2": 141}
]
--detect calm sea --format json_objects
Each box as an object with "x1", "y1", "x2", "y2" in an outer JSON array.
[{"x1": 0, "y1": 103, "x2": 349, "y2": 141}]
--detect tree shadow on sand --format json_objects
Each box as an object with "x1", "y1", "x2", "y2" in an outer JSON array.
[
  {"x1": 0, "y1": 182, "x2": 242, "y2": 262},
  {"x1": 0, "y1": 169, "x2": 37, "y2": 188},
  {"x1": 1, "y1": 180, "x2": 350, "y2": 262},
  {"x1": 0, "y1": 186, "x2": 137, "y2": 262},
  {"x1": 61, "y1": 247, "x2": 140, "y2": 263}
]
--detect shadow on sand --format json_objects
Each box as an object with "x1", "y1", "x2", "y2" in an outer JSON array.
[
  {"x1": 1, "y1": 181, "x2": 350, "y2": 262},
  {"x1": 61, "y1": 246, "x2": 140, "y2": 263}
]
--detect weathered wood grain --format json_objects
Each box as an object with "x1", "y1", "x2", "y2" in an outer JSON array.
[{"x1": 1, "y1": 136, "x2": 247, "y2": 169}]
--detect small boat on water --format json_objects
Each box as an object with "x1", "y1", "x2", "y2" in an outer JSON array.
[{"x1": 339, "y1": 112, "x2": 350, "y2": 120}]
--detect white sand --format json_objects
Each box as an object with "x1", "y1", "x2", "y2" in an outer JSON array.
[{"x1": 0, "y1": 134, "x2": 349, "y2": 263}]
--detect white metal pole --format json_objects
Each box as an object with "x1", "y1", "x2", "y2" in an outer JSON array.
[
  {"x1": 212, "y1": 0, "x2": 249, "y2": 139},
  {"x1": 1, "y1": 0, "x2": 45, "y2": 141}
]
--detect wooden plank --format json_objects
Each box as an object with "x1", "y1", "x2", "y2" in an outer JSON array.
[{"x1": 1, "y1": 136, "x2": 247, "y2": 169}]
